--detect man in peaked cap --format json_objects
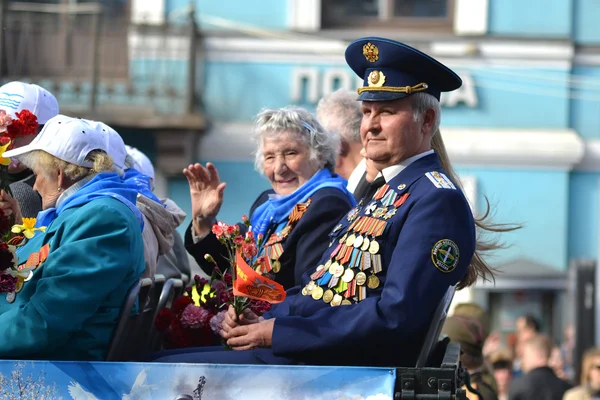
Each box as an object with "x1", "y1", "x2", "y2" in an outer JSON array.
[{"x1": 151, "y1": 37, "x2": 479, "y2": 368}]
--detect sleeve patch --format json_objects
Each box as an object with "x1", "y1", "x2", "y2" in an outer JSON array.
[
  {"x1": 425, "y1": 171, "x2": 456, "y2": 190},
  {"x1": 431, "y1": 239, "x2": 460, "y2": 273}
]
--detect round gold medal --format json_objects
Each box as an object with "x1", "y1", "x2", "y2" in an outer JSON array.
[
  {"x1": 367, "y1": 274, "x2": 381, "y2": 289},
  {"x1": 323, "y1": 289, "x2": 334, "y2": 304},
  {"x1": 345, "y1": 234, "x2": 356, "y2": 247},
  {"x1": 302, "y1": 287, "x2": 309, "y2": 296},
  {"x1": 333, "y1": 263, "x2": 345, "y2": 278},
  {"x1": 331, "y1": 294, "x2": 343, "y2": 307},
  {"x1": 355, "y1": 271, "x2": 367, "y2": 286},
  {"x1": 341, "y1": 299, "x2": 352, "y2": 306},
  {"x1": 369, "y1": 240, "x2": 380, "y2": 254},
  {"x1": 272, "y1": 260, "x2": 281, "y2": 273},
  {"x1": 361, "y1": 237, "x2": 370, "y2": 252},
  {"x1": 342, "y1": 268, "x2": 355, "y2": 283},
  {"x1": 353, "y1": 235, "x2": 364, "y2": 248},
  {"x1": 328, "y1": 262, "x2": 339, "y2": 275},
  {"x1": 311, "y1": 286, "x2": 324, "y2": 300}
]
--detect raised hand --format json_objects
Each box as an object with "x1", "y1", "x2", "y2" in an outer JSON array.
[{"x1": 183, "y1": 163, "x2": 226, "y2": 236}]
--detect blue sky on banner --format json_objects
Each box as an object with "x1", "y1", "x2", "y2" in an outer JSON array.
[{"x1": 0, "y1": 360, "x2": 395, "y2": 400}]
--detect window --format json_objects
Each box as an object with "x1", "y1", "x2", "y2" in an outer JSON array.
[{"x1": 322, "y1": 0, "x2": 454, "y2": 30}]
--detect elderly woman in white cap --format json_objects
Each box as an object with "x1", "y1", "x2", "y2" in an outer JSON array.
[{"x1": 0, "y1": 115, "x2": 145, "y2": 361}]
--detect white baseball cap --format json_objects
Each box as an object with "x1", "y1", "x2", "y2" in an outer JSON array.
[
  {"x1": 125, "y1": 145, "x2": 155, "y2": 181},
  {"x1": 97, "y1": 122, "x2": 126, "y2": 170},
  {"x1": 3, "y1": 115, "x2": 108, "y2": 168},
  {"x1": 0, "y1": 81, "x2": 59, "y2": 124}
]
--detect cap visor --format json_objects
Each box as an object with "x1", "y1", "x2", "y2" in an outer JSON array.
[
  {"x1": 357, "y1": 91, "x2": 410, "y2": 102},
  {"x1": 3, "y1": 143, "x2": 36, "y2": 159}
]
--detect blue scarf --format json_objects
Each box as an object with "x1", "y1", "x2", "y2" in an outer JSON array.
[
  {"x1": 123, "y1": 168, "x2": 162, "y2": 205},
  {"x1": 35, "y1": 172, "x2": 144, "y2": 230},
  {"x1": 250, "y1": 169, "x2": 356, "y2": 237}
]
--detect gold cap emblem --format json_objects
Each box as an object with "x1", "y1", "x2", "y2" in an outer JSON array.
[
  {"x1": 363, "y1": 42, "x2": 379, "y2": 62},
  {"x1": 368, "y1": 70, "x2": 386, "y2": 87}
]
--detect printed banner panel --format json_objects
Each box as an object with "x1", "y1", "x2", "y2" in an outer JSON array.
[{"x1": 0, "y1": 360, "x2": 396, "y2": 400}]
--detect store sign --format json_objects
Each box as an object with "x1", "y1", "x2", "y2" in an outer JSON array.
[{"x1": 291, "y1": 67, "x2": 478, "y2": 108}]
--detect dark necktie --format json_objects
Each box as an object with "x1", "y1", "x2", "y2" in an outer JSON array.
[{"x1": 358, "y1": 176, "x2": 386, "y2": 202}]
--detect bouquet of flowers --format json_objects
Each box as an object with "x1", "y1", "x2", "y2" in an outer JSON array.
[
  {"x1": 0, "y1": 109, "x2": 39, "y2": 194},
  {"x1": 154, "y1": 215, "x2": 285, "y2": 349},
  {"x1": 0, "y1": 109, "x2": 42, "y2": 297}
]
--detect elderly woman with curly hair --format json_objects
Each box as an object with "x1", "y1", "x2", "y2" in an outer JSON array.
[
  {"x1": 0, "y1": 115, "x2": 145, "y2": 361},
  {"x1": 185, "y1": 106, "x2": 356, "y2": 289}
]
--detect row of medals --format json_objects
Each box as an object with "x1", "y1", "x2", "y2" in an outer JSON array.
[
  {"x1": 301, "y1": 216, "x2": 388, "y2": 307},
  {"x1": 300, "y1": 184, "x2": 409, "y2": 307}
]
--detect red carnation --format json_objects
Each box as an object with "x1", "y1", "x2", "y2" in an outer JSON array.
[
  {"x1": 15, "y1": 110, "x2": 37, "y2": 136},
  {"x1": 154, "y1": 308, "x2": 173, "y2": 332},
  {"x1": 5, "y1": 110, "x2": 38, "y2": 139},
  {"x1": 172, "y1": 295, "x2": 193, "y2": 315}
]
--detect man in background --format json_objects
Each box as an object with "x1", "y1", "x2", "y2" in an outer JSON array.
[
  {"x1": 316, "y1": 89, "x2": 366, "y2": 197},
  {"x1": 508, "y1": 335, "x2": 572, "y2": 400}
]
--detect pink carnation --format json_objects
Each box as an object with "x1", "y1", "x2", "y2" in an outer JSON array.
[
  {"x1": 180, "y1": 304, "x2": 210, "y2": 329},
  {"x1": 0, "y1": 110, "x2": 12, "y2": 131},
  {"x1": 209, "y1": 310, "x2": 227, "y2": 334}
]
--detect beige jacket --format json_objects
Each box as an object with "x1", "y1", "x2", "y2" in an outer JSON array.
[
  {"x1": 138, "y1": 195, "x2": 186, "y2": 278},
  {"x1": 564, "y1": 386, "x2": 594, "y2": 400}
]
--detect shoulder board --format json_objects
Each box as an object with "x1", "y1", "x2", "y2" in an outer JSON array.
[{"x1": 425, "y1": 171, "x2": 456, "y2": 190}]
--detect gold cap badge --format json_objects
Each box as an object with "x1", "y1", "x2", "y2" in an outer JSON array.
[
  {"x1": 368, "y1": 70, "x2": 386, "y2": 87},
  {"x1": 363, "y1": 42, "x2": 379, "y2": 62}
]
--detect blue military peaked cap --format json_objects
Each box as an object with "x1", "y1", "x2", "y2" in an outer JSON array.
[{"x1": 345, "y1": 37, "x2": 462, "y2": 101}]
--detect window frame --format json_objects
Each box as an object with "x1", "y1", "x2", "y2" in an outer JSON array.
[{"x1": 321, "y1": 0, "x2": 455, "y2": 32}]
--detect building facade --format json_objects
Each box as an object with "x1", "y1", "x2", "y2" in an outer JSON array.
[{"x1": 3, "y1": 0, "x2": 600, "y2": 345}]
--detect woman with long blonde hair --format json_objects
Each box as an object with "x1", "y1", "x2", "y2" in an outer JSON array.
[{"x1": 564, "y1": 347, "x2": 600, "y2": 400}]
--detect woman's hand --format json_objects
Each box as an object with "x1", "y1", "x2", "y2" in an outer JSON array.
[
  {"x1": 183, "y1": 163, "x2": 226, "y2": 236},
  {"x1": 0, "y1": 189, "x2": 23, "y2": 225}
]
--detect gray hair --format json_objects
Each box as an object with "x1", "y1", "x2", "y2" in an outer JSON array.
[
  {"x1": 253, "y1": 106, "x2": 340, "y2": 174},
  {"x1": 410, "y1": 92, "x2": 442, "y2": 135},
  {"x1": 316, "y1": 89, "x2": 362, "y2": 144}
]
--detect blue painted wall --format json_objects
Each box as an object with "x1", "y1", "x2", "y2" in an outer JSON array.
[
  {"x1": 488, "y1": 0, "x2": 571, "y2": 38},
  {"x1": 570, "y1": 67, "x2": 600, "y2": 139},
  {"x1": 568, "y1": 172, "x2": 599, "y2": 261},
  {"x1": 203, "y1": 62, "x2": 571, "y2": 128},
  {"x1": 456, "y1": 167, "x2": 570, "y2": 271},
  {"x1": 573, "y1": 0, "x2": 600, "y2": 44},
  {"x1": 167, "y1": 0, "x2": 288, "y2": 29}
]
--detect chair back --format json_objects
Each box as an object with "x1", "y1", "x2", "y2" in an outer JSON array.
[
  {"x1": 415, "y1": 285, "x2": 456, "y2": 367},
  {"x1": 148, "y1": 277, "x2": 184, "y2": 352},
  {"x1": 105, "y1": 277, "x2": 153, "y2": 361}
]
